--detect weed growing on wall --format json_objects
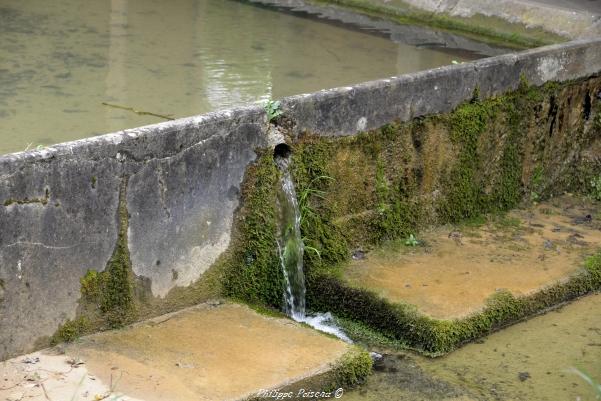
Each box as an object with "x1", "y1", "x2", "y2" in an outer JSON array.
[{"x1": 265, "y1": 100, "x2": 283, "y2": 123}]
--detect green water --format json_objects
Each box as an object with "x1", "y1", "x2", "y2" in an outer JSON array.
[
  {"x1": 0, "y1": 0, "x2": 499, "y2": 155},
  {"x1": 343, "y1": 294, "x2": 601, "y2": 401}
]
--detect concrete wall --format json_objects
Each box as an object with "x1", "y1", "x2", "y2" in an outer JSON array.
[
  {"x1": 1, "y1": 37, "x2": 601, "y2": 360},
  {"x1": 292, "y1": 0, "x2": 601, "y2": 40},
  {"x1": 0, "y1": 108, "x2": 267, "y2": 359},
  {"x1": 282, "y1": 38, "x2": 601, "y2": 136},
  {"x1": 385, "y1": 0, "x2": 600, "y2": 39}
]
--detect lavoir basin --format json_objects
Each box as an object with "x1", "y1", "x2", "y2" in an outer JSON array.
[{"x1": 0, "y1": 0, "x2": 508, "y2": 155}]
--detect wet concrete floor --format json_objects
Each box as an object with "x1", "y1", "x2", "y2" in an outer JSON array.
[
  {"x1": 0, "y1": 302, "x2": 349, "y2": 401},
  {"x1": 345, "y1": 196, "x2": 601, "y2": 318}
]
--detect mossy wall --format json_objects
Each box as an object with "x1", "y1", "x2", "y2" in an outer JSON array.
[
  {"x1": 291, "y1": 77, "x2": 600, "y2": 266},
  {"x1": 216, "y1": 76, "x2": 601, "y2": 353},
  {"x1": 52, "y1": 150, "x2": 287, "y2": 344},
  {"x1": 291, "y1": 77, "x2": 601, "y2": 353},
  {"x1": 52, "y1": 177, "x2": 230, "y2": 344}
]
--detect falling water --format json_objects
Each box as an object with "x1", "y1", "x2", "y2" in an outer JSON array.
[
  {"x1": 275, "y1": 155, "x2": 306, "y2": 319},
  {"x1": 275, "y1": 152, "x2": 351, "y2": 342}
]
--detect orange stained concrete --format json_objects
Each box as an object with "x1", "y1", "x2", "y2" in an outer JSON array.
[
  {"x1": 344, "y1": 196, "x2": 601, "y2": 319},
  {"x1": 69, "y1": 303, "x2": 350, "y2": 401},
  {"x1": 0, "y1": 303, "x2": 349, "y2": 401}
]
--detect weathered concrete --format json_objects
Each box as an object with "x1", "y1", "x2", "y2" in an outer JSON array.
[
  {"x1": 304, "y1": 0, "x2": 601, "y2": 40},
  {"x1": 282, "y1": 38, "x2": 601, "y2": 136},
  {"x1": 0, "y1": 107, "x2": 268, "y2": 360},
  {"x1": 0, "y1": 302, "x2": 350, "y2": 401},
  {"x1": 400, "y1": 0, "x2": 600, "y2": 38},
  {"x1": 1, "y1": 36, "x2": 601, "y2": 360}
]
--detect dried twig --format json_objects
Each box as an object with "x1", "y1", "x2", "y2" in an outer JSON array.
[
  {"x1": 41, "y1": 382, "x2": 53, "y2": 401},
  {"x1": 101, "y1": 102, "x2": 174, "y2": 121}
]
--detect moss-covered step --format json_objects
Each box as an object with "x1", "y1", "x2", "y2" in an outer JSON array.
[
  {"x1": 345, "y1": 197, "x2": 601, "y2": 319},
  {"x1": 0, "y1": 302, "x2": 371, "y2": 401},
  {"x1": 309, "y1": 197, "x2": 601, "y2": 355},
  {"x1": 341, "y1": 293, "x2": 601, "y2": 401}
]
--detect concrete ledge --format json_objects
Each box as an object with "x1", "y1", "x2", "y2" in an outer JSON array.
[
  {"x1": 247, "y1": 0, "x2": 512, "y2": 56},
  {"x1": 281, "y1": 38, "x2": 601, "y2": 136},
  {"x1": 305, "y1": 0, "x2": 601, "y2": 40},
  {"x1": 0, "y1": 303, "x2": 369, "y2": 401},
  {"x1": 409, "y1": 0, "x2": 600, "y2": 38}
]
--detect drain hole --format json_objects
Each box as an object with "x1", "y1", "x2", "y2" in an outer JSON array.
[{"x1": 273, "y1": 143, "x2": 292, "y2": 159}]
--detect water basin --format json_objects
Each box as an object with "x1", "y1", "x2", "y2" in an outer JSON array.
[{"x1": 0, "y1": 0, "x2": 508, "y2": 155}]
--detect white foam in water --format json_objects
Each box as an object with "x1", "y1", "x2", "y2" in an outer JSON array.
[{"x1": 293, "y1": 312, "x2": 353, "y2": 343}]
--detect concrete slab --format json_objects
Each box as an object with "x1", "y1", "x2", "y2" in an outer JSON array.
[
  {"x1": 344, "y1": 196, "x2": 601, "y2": 319},
  {"x1": 0, "y1": 303, "x2": 350, "y2": 401}
]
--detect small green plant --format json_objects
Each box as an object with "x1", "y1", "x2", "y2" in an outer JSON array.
[
  {"x1": 298, "y1": 175, "x2": 334, "y2": 263},
  {"x1": 23, "y1": 143, "x2": 44, "y2": 152},
  {"x1": 298, "y1": 175, "x2": 334, "y2": 224},
  {"x1": 264, "y1": 100, "x2": 283, "y2": 122},
  {"x1": 303, "y1": 243, "x2": 322, "y2": 259},
  {"x1": 405, "y1": 234, "x2": 419, "y2": 247},
  {"x1": 591, "y1": 175, "x2": 601, "y2": 201}
]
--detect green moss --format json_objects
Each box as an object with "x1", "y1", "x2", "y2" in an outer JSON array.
[
  {"x1": 530, "y1": 165, "x2": 545, "y2": 202},
  {"x1": 334, "y1": 317, "x2": 408, "y2": 351},
  {"x1": 51, "y1": 316, "x2": 91, "y2": 345},
  {"x1": 372, "y1": 154, "x2": 420, "y2": 242},
  {"x1": 221, "y1": 152, "x2": 286, "y2": 308},
  {"x1": 3, "y1": 188, "x2": 50, "y2": 206},
  {"x1": 332, "y1": 346, "x2": 373, "y2": 387},
  {"x1": 436, "y1": 78, "x2": 556, "y2": 221},
  {"x1": 292, "y1": 140, "x2": 350, "y2": 276},
  {"x1": 590, "y1": 174, "x2": 601, "y2": 201},
  {"x1": 84, "y1": 178, "x2": 136, "y2": 328},
  {"x1": 248, "y1": 346, "x2": 372, "y2": 400},
  {"x1": 52, "y1": 178, "x2": 137, "y2": 344},
  {"x1": 585, "y1": 252, "x2": 601, "y2": 280},
  {"x1": 437, "y1": 101, "x2": 491, "y2": 221}
]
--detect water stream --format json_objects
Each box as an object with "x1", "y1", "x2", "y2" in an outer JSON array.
[
  {"x1": 275, "y1": 154, "x2": 351, "y2": 342},
  {"x1": 275, "y1": 155, "x2": 306, "y2": 318}
]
